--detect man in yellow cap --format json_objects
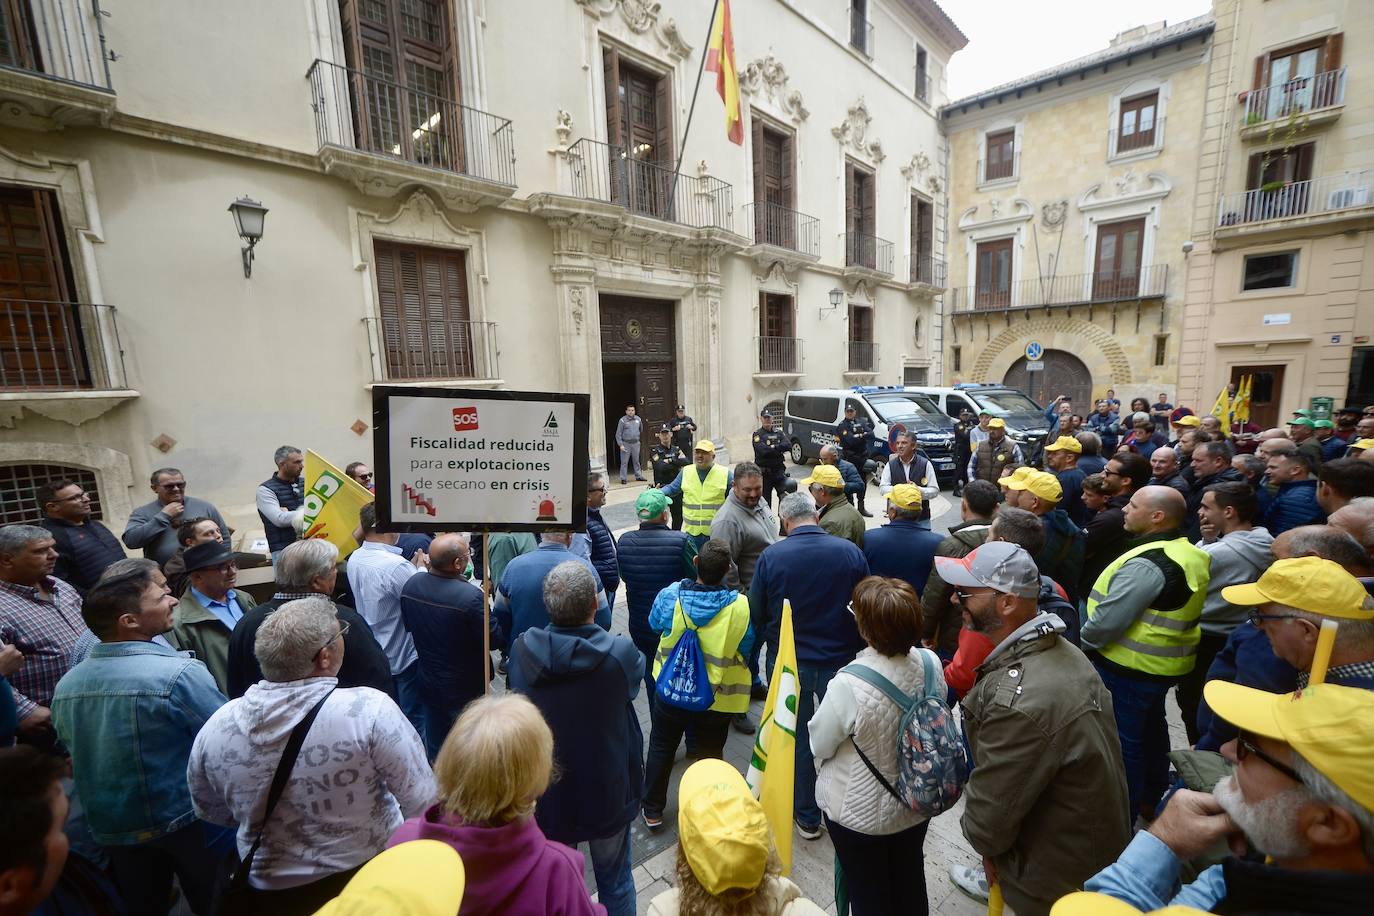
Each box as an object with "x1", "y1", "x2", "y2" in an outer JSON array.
[
  {"x1": 804, "y1": 464, "x2": 865, "y2": 548},
  {"x1": 998, "y1": 466, "x2": 1035, "y2": 509},
  {"x1": 1009, "y1": 471, "x2": 1085, "y2": 605},
  {"x1": 1080, "y1": 680, "x2": 1374, "y2": 912},
  {"x1": 862, "y1": 483, "x2": 943, "y2": 596},
  {"x1": 968, "y1": 417, "x2": 1023, "y2": 483},
  {"x1": 660, "y1": 440, "x2": 732, "y2": 552},
  {"x1": 1044, "y1": 434, "x2": 1088, "y2": 525}
]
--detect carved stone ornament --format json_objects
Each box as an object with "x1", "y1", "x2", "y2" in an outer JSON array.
[
  {"x1": 927, "y1": 175, "x2": 942, "y2": 194},
  {"x1": 739, "y1": 52, "x2": 810, "y2": 123},
  {"x1": 569, "y1": 286, "x2": 586, "y2": 334},
  {"x1": 832, "y1": 98, "x2": 885, "y2": 163},
  {"x1": 574, "y1": 0, "x2": 692, "y2": 60},
  {"x1": 1077, "y1": 172, "x2": 1173, "y2": 213},
  {"x1": 1041, "y1": 199, "x2": 1068, "y2": 228},
  {"x1": 900, "y1": 151, "x2": 931, "y2": 181},
  {"x1": 554, "y1": 110, "x2": 573, "y2": 148}
]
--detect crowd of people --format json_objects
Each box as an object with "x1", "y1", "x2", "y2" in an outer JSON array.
[{"x1": 2, "y1": 396, "x2": 1374, "y2": 916}]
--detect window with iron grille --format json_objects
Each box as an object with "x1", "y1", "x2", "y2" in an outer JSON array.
[
  {"x1": 0, "y1": 464, "x2": 102, "y2": 525},
  {"x1": 952, "y1": 346, "x2": 962, "y2": 373},
  {"x1": 1154, "y1": 335, "x2": 1168, "y2": 367}
]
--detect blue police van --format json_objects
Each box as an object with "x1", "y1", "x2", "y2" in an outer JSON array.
[{"x1": 782, "y1": 386, "x2": 959, "y2": 487}]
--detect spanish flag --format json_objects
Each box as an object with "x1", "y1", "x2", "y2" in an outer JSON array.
[
  {"x1": 705, "y1": 0, "x2": 743, "y2": 145},
  {"x1": 746, "y1": 599, "x2": 799, "y2": 871}
]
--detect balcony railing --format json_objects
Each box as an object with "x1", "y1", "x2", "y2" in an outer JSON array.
[
  {"x1": 979, "y1": 152, "x2": 1019, "y2": 184},
  {"x1": 566, "y1": 138, "x2": 733, "y2": 231},
  {"x1": 910, "y1": 254, "x2": 946, "y2": 287},
  {"x1": 1244, "y1": 68, "x2": 1346, "y2": 124},
  {"x1": 949, "y1": 265, "x2": 1169, "y2": 312},
  {"x1": 1, "y1": 300, "x2": 123, "y2": 390},
  {"x1": 744, "y1": 201, "x2": 819, "y2": 255},
  {"x1": 308, "y1": 59, "x2": 516, "y2": 186},
  {"x1": 1109, "y1": 116, "x2": 1166, "y2": 157},
  {"x1": 845, "y1": 231, "x2": 894, "y2": 274},
  {"x1": 847, "y1": 340, "x2": 877, "y2": 373},
  {"x1": 1217, "y1": 170, "x2": 1374, "y2": 227},
  {"x1": 756, "y1": 336, "x2": 802, "y2": 374},
  {"x1": 0, "y1": 0, "x2": 113, "y2": 91},
  {"x1": 849, "y1": 6, "x2": 874, "y2": 58},
  {"x1": 365, "y1": 316, "x2": 499, "y2": 381}
]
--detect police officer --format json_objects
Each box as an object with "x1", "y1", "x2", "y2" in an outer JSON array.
[
  {"x1": 649, "y1": 424, "x2": 691, "y2": 530},
  {"x1": 835, "y1": 404, "x2": 875, "y2": 516},
  {"x1": 953, "y1": 407, "x2": 975, "y2": 497},
  {"x1": 752, "y1": 410, "x2": 790, "y2": 510},
  {"x1": 669, "y1": 405, "x2": 698, "y2": 456}
]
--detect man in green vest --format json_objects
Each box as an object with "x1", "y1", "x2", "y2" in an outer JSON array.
[
  {"x1": 1082, "y1": 485, "x2": 1210, "y2": 822},
  {"x1": 661, "y1": 439, "x2": 732, "y2": 552}
]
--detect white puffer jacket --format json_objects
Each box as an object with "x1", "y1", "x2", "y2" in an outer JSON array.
[{"x1": 809, "y1": 647, "x2": 944, "y2": 835}]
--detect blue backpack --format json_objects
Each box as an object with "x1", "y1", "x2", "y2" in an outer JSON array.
[
  {"x1": 654, "y1": 604, "x2": 715, "y2": 711},
  {"x1": 841, "y1": 649, "x2": 968, "y2": 817}
]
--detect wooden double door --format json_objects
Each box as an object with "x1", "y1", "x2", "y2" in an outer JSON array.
[{"x1": 599, "y1": 295, "x2": 677, "y2": 466}]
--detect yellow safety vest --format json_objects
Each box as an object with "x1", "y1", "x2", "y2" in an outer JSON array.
[
  {"x1": 652, "y1": 591, "x2": 753, "y2": 714},
  {"x1": 1086, "y1": 537, "x2": 1210, "y2": 677},
  {"x1": 681, "y1": 464, "x2": 729, "y2": 537}
]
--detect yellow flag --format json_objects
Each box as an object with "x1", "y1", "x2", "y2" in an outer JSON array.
[
  {"x1": 746, "y1": 599, "x2": 799, "y2": 872},
  {"x1": 1210, "y1": 385, "x2": 1232, "y2": 424},
  {"x1": 301, "y1": 450, "x2": 374, "y2": 560},
  {"x1": 1233, "y1": 375, "x2": 1252, "y2": 425}
]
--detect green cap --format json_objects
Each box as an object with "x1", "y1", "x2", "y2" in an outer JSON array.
[
  {"x1": 1290, "y1": 417, "x2": 1317, "y2": 428},
  {"x1": 1292, "y1": 409, "x2": 1313, "y2": 417},
  {"x1": 636, "y1": 489, "x2": 669, "y2": 520},
  {"x1": 1314, "y1": 419, "x2": 1335, "y2": 429}
]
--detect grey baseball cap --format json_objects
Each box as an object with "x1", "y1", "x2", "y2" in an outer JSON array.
[{"x1": 934, "y1": 541, "x2": 1039, "y2": 598}]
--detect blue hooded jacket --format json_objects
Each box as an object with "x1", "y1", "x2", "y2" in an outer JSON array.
[{"x1": 650, "y1": 579, "x2": 755, "y2": 664}]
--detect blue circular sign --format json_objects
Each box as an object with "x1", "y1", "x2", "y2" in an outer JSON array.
[{"x1": 1025, "y1": 341, "x2": 1044, "y2": 361}]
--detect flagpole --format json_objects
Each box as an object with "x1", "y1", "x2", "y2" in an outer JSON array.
[{"x1": 668, "y1": 0, "x2": 722, "y2": 208}]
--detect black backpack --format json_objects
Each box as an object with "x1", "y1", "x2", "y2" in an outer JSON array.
[{"x1": 1038, "y1": 576, "x2": 1080, "y2": 646}]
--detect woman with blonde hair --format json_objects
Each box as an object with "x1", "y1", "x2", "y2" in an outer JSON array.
[
  {"x1": 648, "y1": 759, "x2": 825, "y2": 916},
  {"x1": 387, "y1": 693, "x2": 603, "y2": 915}
]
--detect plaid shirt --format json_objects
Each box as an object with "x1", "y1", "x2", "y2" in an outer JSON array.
[
  {"x1": 1297, "y1": 660, "x2": 1374, "y2": 689},
  {"x1": 0, "y1": 576, "x2": 89, "y2": 717}
]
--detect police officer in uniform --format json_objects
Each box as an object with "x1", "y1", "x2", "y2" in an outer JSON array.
[
  {"x1": 835, "y1": 404, "x2": 875, "y2": 516},
  {"x1": 952, "y1": 408, "x2": 975, "y2": 497},
  {"x1": 752, "y1": 410, "x2": 790, "y2": 511},
  {"x1": 669, "y1": 405, "x2": 698, "y2": 456},
  {"x1": 649, "y1": 424, "x2": 691, "y2": 530}
]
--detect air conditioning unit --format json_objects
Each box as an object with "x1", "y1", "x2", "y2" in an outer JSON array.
[{"x1": 1327, "y1": 186, "x2": 1372, "y2": 210}]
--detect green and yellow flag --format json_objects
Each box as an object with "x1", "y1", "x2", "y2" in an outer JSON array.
[
  {"x1": 746, "y1": 599, "x2": 799, "y2": 872},
  {"x1": 1233, "y1": 375, "x2": 1252, "y2": 426},
  {"x1": 1210, "y1": 385, "x2": 1232, "y2": 425},
  {"x1": 301, "y1": 450, "x2": 374, "y2": 560}
]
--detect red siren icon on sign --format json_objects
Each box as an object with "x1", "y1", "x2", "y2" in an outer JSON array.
[{"x1": 534, "y1": 494, "x2": 561, "y2": 521}]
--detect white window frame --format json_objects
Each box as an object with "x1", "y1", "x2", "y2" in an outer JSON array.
[{"x1": 1107, "y1": 78, "x2": 1170, "y2": 164}]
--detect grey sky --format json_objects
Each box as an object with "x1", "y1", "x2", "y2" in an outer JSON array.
[{"x1": 944, "y1": 0, "x2": 1213, "y2": 101}]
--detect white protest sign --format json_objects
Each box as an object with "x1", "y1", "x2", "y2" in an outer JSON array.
[{"x1": 373, "y1": 386, "x2": 591, "y2": 532}]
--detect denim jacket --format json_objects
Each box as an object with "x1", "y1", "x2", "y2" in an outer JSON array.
[{"x1": 52, "y1": 640, "x2": 226, "y2": 845}]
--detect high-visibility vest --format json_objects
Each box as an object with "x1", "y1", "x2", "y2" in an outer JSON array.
[
  {"x1": 681, "y1": 465, "x2": 729, "y2": 536},
  {"x1": 652, "y1": 591, "x2": 753, "y2": 714},
  {"x1": 1086, "y1": 537, "x2": 1210, "y2": 676}
]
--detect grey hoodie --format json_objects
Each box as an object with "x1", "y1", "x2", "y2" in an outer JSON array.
[{"x1": 1195, "y1": 526, "x2": 1275, "y2": 634}]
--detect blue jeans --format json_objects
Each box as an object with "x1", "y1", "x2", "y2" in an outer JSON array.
[
  {"x1": 1092, "y1": 657, "x2": 1174, "y2": 815},
  {"x1": 584, "y1": 823, "x2": 636, "y2": 916},
  {"x1": 393, "y1": 662, "x2": 426, "y2": 740},
  {"x1": 795, "y1": 666, "x2": 838, "y2": 829},
  {"x1": 105, "y1": 819, "x2": 236, "y2": 916}
]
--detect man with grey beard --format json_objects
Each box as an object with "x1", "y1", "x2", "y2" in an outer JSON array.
[{"x1": 1082, "y1": 679, "x2": 1374, "y2": 912}]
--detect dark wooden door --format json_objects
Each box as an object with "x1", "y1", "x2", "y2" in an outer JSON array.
[
  {"x1": 912, "y1": 194, "x2": 935, "y2": 283},
  {"x1": 1232, "y1": 364, "x2": 1285, "y2": 430},
  {"x1": 1004, "y1": 349, "x2": 1091, "y2": 409},
  {"x1": 600, "y1": 295, "x2": 676, "y2": 465},
  {"x1": 636, "y1": 361, "x2": 675, "y2": 443},
  {"x1": 0, "y1": 186, "x2": 83, "y2": 389},
  {"x1": 752, "y1": 123, "x2": 794, "y2": 247},
  {"x1": 845, "y1": 163, "x2": 876, "y2": 267},
  {"x1": 1093, "y1": 217, "x2": 1145, "y2": 300},
  {"x1": 975, "y1": 238, "x2": 1013, "y2": 309}
]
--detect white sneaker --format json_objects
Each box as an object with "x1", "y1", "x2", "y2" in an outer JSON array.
[{"x1": 949, "y1": 863, "x2": 989, "y2": 903}]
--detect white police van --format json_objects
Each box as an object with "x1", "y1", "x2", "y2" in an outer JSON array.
[
  {"x1": 904, "y1": 383, "x2": 1052, "y2": 463},
  {"x1": 782, "y1": 386, "x2": 959, "y2": 486}
]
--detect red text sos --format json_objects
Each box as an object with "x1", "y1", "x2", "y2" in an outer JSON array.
[{"x1": 452, "y1": 407, "x2": 480, "y2": 431}]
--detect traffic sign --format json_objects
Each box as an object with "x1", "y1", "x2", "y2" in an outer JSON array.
[
  {"x1": 1025, "y1": 341, "x2": 1044, "y2": 361},
  {"x1": 1026, "y1": 360, "x2": 1045, "y2": 372}
]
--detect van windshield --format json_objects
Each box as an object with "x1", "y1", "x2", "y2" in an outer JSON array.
[
  {"x1": 968, "y1": 390, "x2": 1042, "y2": 416},
  {"x1": 869, "y1": 394, "x2": 947, "y2": 428}
]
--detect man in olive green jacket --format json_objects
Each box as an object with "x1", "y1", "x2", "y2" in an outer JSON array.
[
  {"x1": 166, "y1": 541, "x2": 256, "y2": 695},
  {"x1": 937, "y1": 542, "x2": 1130, "y2": 916},
  {"x1": 804, "y1": 465, "x2": 865, "y2": 549}
]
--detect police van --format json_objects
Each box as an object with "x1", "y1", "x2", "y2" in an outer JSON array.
[
  {"x1": 903, "y1": 383, "x2": 1052, "y2": 463},
  {"x1": 782, "y1": 386, "x2": 959, "y2": 486}
]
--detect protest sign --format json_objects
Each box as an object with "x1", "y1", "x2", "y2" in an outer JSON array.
[
  {"x1": 300, "y1": 450, "x2": 374, "y2": 560},
  {"x1": 372, "y1": 386, "x2": 591, "y2": 532}
]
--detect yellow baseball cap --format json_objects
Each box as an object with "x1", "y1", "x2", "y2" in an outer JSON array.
[
  {"x1": 677, "y1": 759, "x2": 770, "y2": 896},
  {"x1": 801, "y1": 464, "x2": 844, "y2": 489},
  {"x1": 314, "y1": 840, "x2": 464, "y2": 916},
  {"x1": 1052, "y1": 891, "x2": 1207, "y2": 915},
  {"x1": 1205, "y1": 681, "x2": 1374, "y2": 815},
  {"x1": 987, "y1": 418, "x2": 1006, "y2": 429},
  {"x1": 1220, "y1": 557, "x2": 1373, "y2": 620},
  {"x1": 999, "y1": 466, "x2": 1034, "y2": 488},
  {"x1": 888, "y1": 483, "x2": 923, "y2": 511},
  {"x1": 1008, "y1": 470, "x2": 1063, "y2": 503},
  {"x1": 1043, "y1": 435, "x2": 1082, "y2": 454},
  {"x1": 1174, "y1": 415, "x2": 1202, "y2": 428},
  {"x1": 694, "y1": 439, "x2": 716, "y2": 453}
]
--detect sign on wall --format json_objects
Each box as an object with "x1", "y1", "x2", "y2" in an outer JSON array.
[{"x1": 373, "y1": 386, "x2": 591, "y2": 533}]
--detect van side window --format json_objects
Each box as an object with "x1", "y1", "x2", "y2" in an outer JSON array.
[
  {"x1": 814, "y1": 397, "x2": 841, "y2": 422},
  {"x1": 946, "y1": 396, "x2": 970, "y2": 419},
  {"x1": 844, "y1": 397, "x2": 866, "y2": 417}
]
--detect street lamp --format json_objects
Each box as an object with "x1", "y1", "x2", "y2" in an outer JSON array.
[
  {"x1": 228, "y1": 196, "x2": 269, "y2": 278},
  {"x1": 821, "y1": 286, "x2": 844, "y2": 319}
]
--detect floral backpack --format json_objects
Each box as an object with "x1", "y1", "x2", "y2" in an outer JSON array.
[{"x1": 841, "y1": 648, "x2": 968, "y2": 817}]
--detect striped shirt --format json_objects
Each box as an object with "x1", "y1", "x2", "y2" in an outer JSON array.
[{"x1": 0, "y1": 576, "x2": 90, "y2": 717}]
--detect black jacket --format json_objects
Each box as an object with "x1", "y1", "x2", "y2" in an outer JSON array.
[
  {"x1": 39, "y1": 518, "x2": 125, "y2": 596},
  {"x1": 1185, "y1": 467, "x2": 1245, "y2": 539},
  {"x1": 399, "y1": 572, "x2": 502, "y2": 711},
  {"x1": 1081, "y1": 494, "x2": 1131, "y2": 596},
  {"x1": 617, "y1": 523, "x2": 691, "y2": 646},
  {"x1": 586, "y1": 508, "x2": 620, "y2": 594}
]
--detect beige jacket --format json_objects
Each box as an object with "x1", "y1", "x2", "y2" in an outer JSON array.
[{"x1": 648, "y1": 877, "x2": 827, "y2": 916}]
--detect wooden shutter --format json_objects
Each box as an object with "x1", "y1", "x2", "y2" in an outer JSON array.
[
  {"x1": 374, "y1": 240, "x2": 473, "y2": 379},
  {"x1": 1253, "y1": 55, "x2": 1268, "y2": 90},
  {"x1": 861, "y1": 170, "x2": 876, "y2": 238},
  {"x1": 1323, "y1": 33, "x2": 1342, "y2": 72},
  {"x1": 654, "y1": 72, "x2": 674, "y2": 167},
  {"x1": 602, "y1": 46, "x2": 622, "y2": 148},
  {"x1": 0, "y1": 187, "x2": 83, "y2": 388},
  {"x1": 844, "y1": 162, "x2": 857, "y2": 264},
  {"x1": 780, "y1": 132, "x2": 794, "y2": 209},
  {"x1": 751, "y1": 115, "x2": 765, "y2": 211}
]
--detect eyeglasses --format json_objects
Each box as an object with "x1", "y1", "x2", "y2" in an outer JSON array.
[
  {"x1": 1236, "y1": 732, "x2": 1302, "y2": 783},
  {"x1": 157, "y1": 481, "x2": 187, "y2": 490},
  {"x1": 952, "y1": 588, "x2": 991, "y2": 603},
  {"x1": 1102, "y1": 468, "x2": 1124, "y2": 478},
  {"x1": 356, "y1": 473, "x2": 373, "y2": 482},
  {"x1": 313, "y1": 620, "x2": 350, "y2": 659},
  {"x1": 589, "y1": 486, "x2": 607, "y2": 493},
  {"x1": 1248, "y1": 613, "x2": 1303, "y2": 628},
  {"x1": 52, "y1": 491, "x2": 90, "y2": 503}
]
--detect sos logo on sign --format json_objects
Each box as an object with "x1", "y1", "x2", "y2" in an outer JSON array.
[{"x1": 452, "y1": 406, "x2": 480, "y2": 431}]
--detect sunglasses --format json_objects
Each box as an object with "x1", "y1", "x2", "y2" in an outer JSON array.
[
  {"x1": 1236, "y1": 732, "x2": 1302, "y2": 783},
  {"x1": 952, "y1": 588, "x2": 991, "y2": 603}
]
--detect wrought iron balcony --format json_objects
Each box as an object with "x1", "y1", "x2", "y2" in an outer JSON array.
[
  {"x1": 364, "y1": 316, "x2": 499, "y2": 382},
  {"x1": 1, "y1": 300, "x2": 124, "y2": 391},
  {"x1": 566, "y1": 138, "x2": 733, "y2": 231},
  {"x1": 1108, "y1": 116, "x2": 1166, "y2": 158},
  {"x1": 1217, "y1": 171, "x2": 1374, "y2": 227},
  {"x1": 847, "y1": 340, "x2": 877, "y2": 373},
  {"x1": 1244, "y1": 68, "x2": 1346, "y2": 125},
  {"x1": 979, "y1": 151, "x2": 1019, "y2": 184},
  {"x1": 0, "y1": 0, "x2": 115, "y2": 129},
  {"x1": 849, "y1": 6, "x2": 875, "y2": 58},
  {"x1": 756, "y1": 336, "x2": 802, "y2": 375},
  {"x1": 949, "y1": 265, "x2": 1168, "y2": 312},
  {"x1": 744, "y1": 201, "x2": 819, "y2": 255},
  {"x1": 910, "y1": 255, "x2": 946, "y2": 288},
  {"x1": 308, "y1": 59, "x2": 515, "y2": 187},
  {"x1": 844, "y1": 231, "x2": 894, "y2": 275}
]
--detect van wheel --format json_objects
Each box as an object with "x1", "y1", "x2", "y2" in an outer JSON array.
[{"x1": 790, "y1": 440, "x2": 805, "y2": 465}]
